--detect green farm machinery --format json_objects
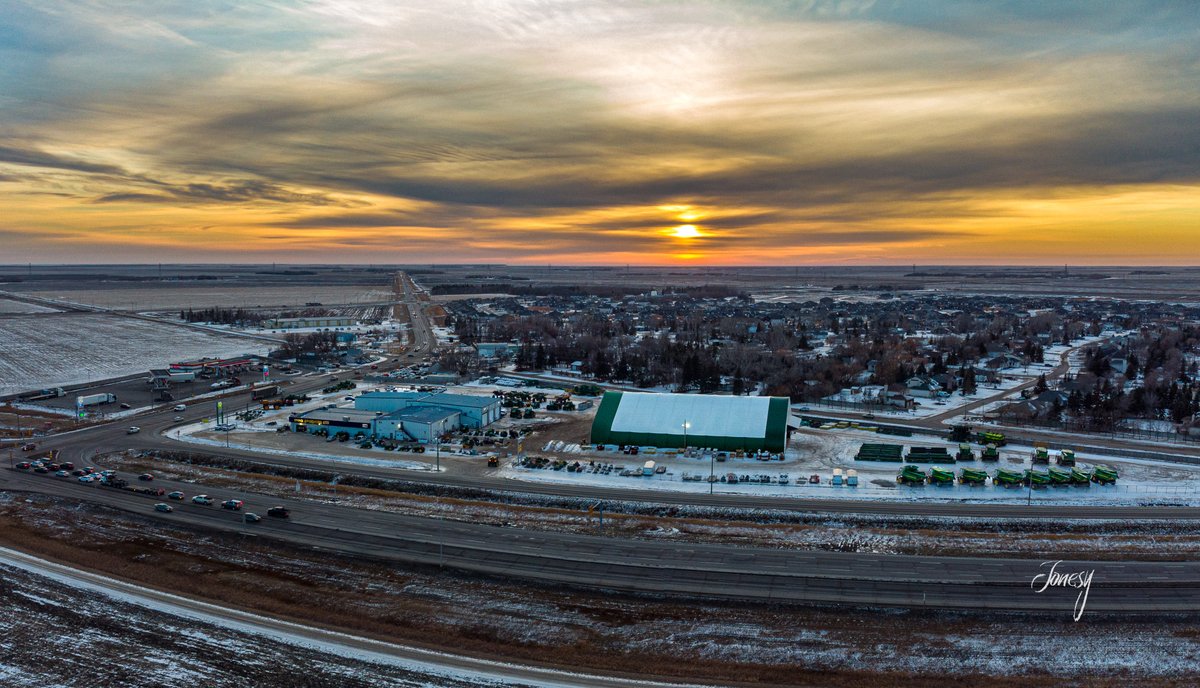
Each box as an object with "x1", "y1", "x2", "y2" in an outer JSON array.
[
  {"x1": 856, "y1": 443, "x2": 904, "y2": 462},
  {"x1": 1025, "y1": 468, "x2": 1051, "y2": 487},
  {"x1": 1091, "y1": 464, "x2": 1119, "y2": 485},
  {"x1": 1070, "y1": 468, "x2": 1093, "y2": 486},
  {"x1": 928, "y1": 466, "x2": 955, "y2": 485},
  {"x1": 958, "y1": 467, "x2": 989, "y2": 486},
  {"x1": 1056, "y1": 449, "x2": 1076, "y2": 466},
  {"x1": 976, "y1": 431, "x2": 1006, "y2": 446},
  {"x1": 897, "y1": 465, "x2": 928, "y2": 486},
  {"x1": 1032, "y1": 446, "x2": 1050, "y2": 464},
  {"x1": 956, "y1": 443, "x2": 976, "y2": 462},
  {"x1": 993, "y1": 468, "x2": 1025, "y2": 487},
  {"x1": 905, "y1": 446, "x2": 953, "y2": 463},
  {"x1": 981, "y1": 444, "x2": 1000, "y2": 461},
  {"x1": 1048, "y1": 467, "x2": 1073, "y2": 486}
]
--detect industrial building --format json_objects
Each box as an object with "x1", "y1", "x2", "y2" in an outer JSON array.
[
  {"x1": 354, "y1": 391, "x2": 502, "y2": 428},
  {"x1": 289, "y1": 408, "x2": 378, "y2": 434},
  {"x1": 263, "y1": 316, "x2": 357, "y2": 329},
  {"x1": 290, "y1": 391, "x2": 502, "y2": 443},
  {"x1": 589, "y1": 392, "x2": 790, "y2": 452}
]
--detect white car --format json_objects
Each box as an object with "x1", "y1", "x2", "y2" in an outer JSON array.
[
  {"x1": 192, "y1": 495, "x2": 213, "y2": 505},
  {"x1": 173, "y1": 404, "x2": 186, "y2": 412},
  {"x1": 126, "y1": 426, "x2": 141, "y2": 434},
  {"x1": 78, "y1": 475, "x2": 95, "y2": 483}
]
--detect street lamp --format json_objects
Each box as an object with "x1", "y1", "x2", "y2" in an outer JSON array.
[{"x1": 682, "y1": 420, "x2": 690, "y2": 451}]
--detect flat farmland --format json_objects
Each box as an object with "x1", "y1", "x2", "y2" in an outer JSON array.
[
  {"x1": 0, "y1": 299, "x2": 60, "y2": 314},
  {"x1": 0, "y1": 313, "x2": 272, "y2": 396},
  {"x1": 25, "y1": 285, "x2": 392, "y2": 311}
]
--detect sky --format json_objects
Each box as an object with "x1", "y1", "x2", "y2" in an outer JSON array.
[{"x1": 1, "y1": 0, "x2": 1198, "y2": 265}]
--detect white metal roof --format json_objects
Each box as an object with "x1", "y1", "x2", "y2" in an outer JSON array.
[{"x1": 609, "y1": 392, "x2": 771, "y2": 438}]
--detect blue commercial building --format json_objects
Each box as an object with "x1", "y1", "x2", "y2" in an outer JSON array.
[{"x1": 354, "y1": 391, "x2": 502, "y2": 429}]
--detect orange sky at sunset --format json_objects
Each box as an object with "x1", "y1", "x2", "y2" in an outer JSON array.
[{"x1": 2, "y1": 1, "x2": 1198, "y2": 265}]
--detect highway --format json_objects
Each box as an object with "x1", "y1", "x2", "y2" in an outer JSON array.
[{"x1": 6, "y1": 467, "x2": 1199, "y2": 614}]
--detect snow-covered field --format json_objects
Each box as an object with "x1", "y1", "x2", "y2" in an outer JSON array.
[
  {"x1": 0, "y1": 313, "x2": 273, "y2": 396},
  {"x1": 23, "y1": 286, "x2": 393, "y2": 310},
  {"x1": 0, "y1": 298, "x2": 60, "y2": 314}
]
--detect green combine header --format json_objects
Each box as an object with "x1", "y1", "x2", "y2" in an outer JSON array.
[
  {"x1": 905, "y1": 446, "x2": 953, "y2": 463},
  {"x1": 976, "y1": 431, "x2": 1006, "y2": 446},
  {"x1": 1070, "y1": 468, "x2": 1093, "y2": 486},
  {"x1": 958, "y1": 467, "x2": 989, "y2": 486},
  {"x1": 897, "y1": 465, "x2": 928, "y2": 486},
  {"x1": 1057, "y1": 449, "x2": 1076, "y2": 466},
  {"x1": 993, "y1": 468, "x2": 1025, "y2": 487},
  {"x1": 1025, "y1": 468, "x2": 1051, "y2": 487},
  {"x1": 855, "y1": 443, "x2": 905, "y2": 462},
  {"x1": 956, "y1": 443, "x2": 976, "y2": 462},
  {"x1": 981, "y1": 444, "x2": 1000, "y2": 461},
  {"x1": 929, "y1": 466, "x2": 955, "y2": 485},
  {"x1": 1048, "y1": 466, "x2": 1073, "y2": 485},
  {"x1": 1091, "y1": 464, "x2": 1119, "y2": 485}
]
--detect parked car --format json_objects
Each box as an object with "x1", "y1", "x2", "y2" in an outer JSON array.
[
  {"x1": 243, "y1": 513, "x2": 262, "y2": 523},
  {"x1": 78, "y1": 475, "x2": 95, "y2": 483},
  {"x1": 119, "y1": 402, "x2": 132, "y2": 409},
  {"x1": 154, "y1": 503, "x2": 173, "y2": 513},
  {"x1": 167, "y1": 491, "x2": 185, "y2": 500},
  {"x1": 174, "y1": 416, "x2": 184, "y2": 422},
  {"x1": 173, "y1": 404, "x2": 187, "y2": 412},
  {"x1": 221, "y1": 499, "x2": 243, "y2": 511},
  {"x1": 267, "y1": 506, "x2": 290, "y2": 519},
  {"x1": 20, "y1": 442, "x2": 37, "y2": 451},
  {"x1": 54, "y1": 470, "x2": 69, "y2": 477},
  {"x1": 191, "y1": 495, "x2": 213, "y2": 505},
  {"x1": 138, "y1": 473, "x2": 154, "y2": 481},
  {"x1": 126, "y1": 426, "x2": 141, "y2": 435},
  {"x1": 16, "y1": 462, "x2": 32, "y2": 469}
]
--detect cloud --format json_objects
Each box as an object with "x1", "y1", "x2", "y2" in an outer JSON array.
[{"x1": 1, "y1": 0, "x2": 1198, "y2": 263}]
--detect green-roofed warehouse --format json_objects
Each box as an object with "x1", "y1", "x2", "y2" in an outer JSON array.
[{"x1": 589, "y1": 391, "x2": 790, "y2": 452}]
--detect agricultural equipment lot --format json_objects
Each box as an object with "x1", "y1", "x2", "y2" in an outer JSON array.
[{"x1": 0, "y1": 313, "x2": 271, "y2": 397}]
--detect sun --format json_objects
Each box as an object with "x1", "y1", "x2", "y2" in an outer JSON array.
[{"x1": 671, "y1": 224, "x2": 701, "y2": 239}]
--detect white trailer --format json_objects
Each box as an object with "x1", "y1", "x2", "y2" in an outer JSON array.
[
  {"x1": 642, "y1": 460, "x2": 656, "y2": 476},
  {"x1": 77, "y1": 393, "x2": 117, "y2": 406}
]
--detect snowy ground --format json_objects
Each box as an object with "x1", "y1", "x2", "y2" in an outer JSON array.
[
  {"x1": 0, "y1": 548, "x2": 674, "y2": 688},
  {"x1": 0, "y1": 298, "x2": 60, "y2": 314},
  {"x1": 0, "y1": 313, "x2": 274, "y2": 397},
  {"x1": 22, "y1": 286, "x2": 393, "y2": 310}
]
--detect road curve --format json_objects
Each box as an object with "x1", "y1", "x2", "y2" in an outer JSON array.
[{"x1": 0, "y1": 545, "x2": 709, "y2": 688}]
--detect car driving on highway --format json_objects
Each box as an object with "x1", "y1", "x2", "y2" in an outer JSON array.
[
  {"x1": 167, "y1": 491, "x2": 184, "y2": 500},
  {"x1": 173, "y1": 404, "x2": 186, "y2": 411},
  {"x1": 221, "y1": 499, "x2": 243, "y2": 511},
  {"x1": 154, "y1": 503, "x2": 173, "y2": 513},
  {"x1": 138, "y1": 473, "x2": 154, "y2": 481},
  {"x1": 126, "y1": 426, "x2": 140, "y2": 434},
  {"x1": 191, "y1": 495, "x2": 213, "y2": 505},
  {"x1": 267, "y1": 506, "x2": 289, "y2": 518},
  {"x1": 243, "y1": 513, "x2": 261, "y2": 523}
]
